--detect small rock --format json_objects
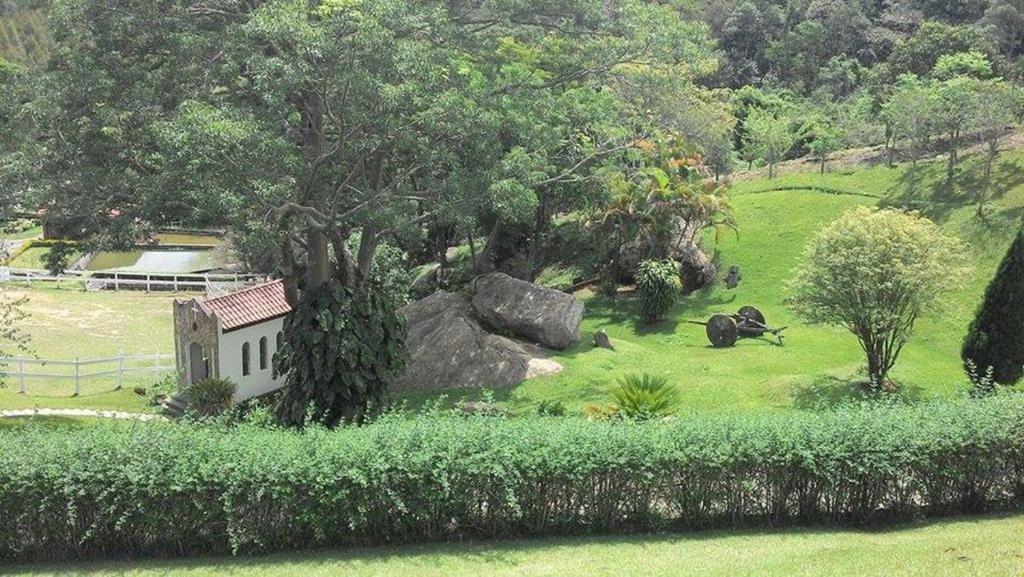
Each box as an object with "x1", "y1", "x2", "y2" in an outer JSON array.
[
  {"x1": 725, "y1": 265, "x2": 742, "y2": 289},
  {"x1": 133, "y1": 387, "x2": 147, "y2": 396},
  {"x1": 594, "y1": 329, "x2": 614, "y2": 350},
  {"x1": 457, "y1": 401, "x2": 509, "y2": 417}
]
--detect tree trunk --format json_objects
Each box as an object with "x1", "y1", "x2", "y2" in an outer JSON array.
[
  {"x1": 306, "y1": 229, "x2": 331, "y2": 291},
  {"x1": 947, "y1": 131, "x2": 959, "y2": 183},
  {"x1": 980, "y1": 140, "x2": 997, "y2": 217},
  {"x1": 904, "y1": 157, "x2": 918, "y2": 209},
  {"x1": 474, "y1": 221, "x2": 503, "y2": 274}
]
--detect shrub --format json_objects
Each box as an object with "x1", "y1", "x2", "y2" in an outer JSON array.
[
  {"x1": 185, "y1": 378, "x2": 236, "y2": 418},
  {"x1": 536, "y1": 399, "x2": 567, "y2": 417},
  {"x1": 5, "y1": 397, "x2": 1021, "y2": 563},
  {"x1": 962, "y1": 227, "x2": 1024, "y2": 386},
  {"x1": 635, "y1": 259, "x2": 681, "y2": 324},
  {"x1": 787, "y1": 208, "x2": 968, "y2": 389},
  {"x1": 608, "y1": 373, "x2": 679, "y2": 421}
]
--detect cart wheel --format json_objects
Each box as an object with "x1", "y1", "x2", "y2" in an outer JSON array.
[
  {"x1": 737, "y1": 306, "x2": 766, "y2": 326},
  {"x1": 706, "y1": 314, "x2": 739, "y2": 348}
]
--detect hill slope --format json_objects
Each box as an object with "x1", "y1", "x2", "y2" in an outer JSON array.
[{"x1": 482, "y1": 151, "x2": 1024, "y2": 414}]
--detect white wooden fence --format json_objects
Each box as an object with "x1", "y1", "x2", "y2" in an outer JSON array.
[
  {"x1": 0, "y1": 267, "x2": 261, "y2": 293},
  {"x1": 0, "y1": 353, "x2": 176, "y2": 397}
]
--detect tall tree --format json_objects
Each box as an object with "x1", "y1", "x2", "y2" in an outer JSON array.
[
  {"x1": 883, "y1": 75, "x2": 939, "y2": 204},
  {"x1": 742, "y1": 107, "x2": 796, "y2": 179},
  {"x1": 970, "y1": 79, "x2": 1023, "y2": 215}
]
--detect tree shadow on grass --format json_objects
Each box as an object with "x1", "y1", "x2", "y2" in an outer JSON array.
[
  {"x1": 583, "y1": 292, "x2": 685, "y2": 336},
  {"x1": 880, "y1": 155, "x2": 1024, "y2": 224},
  {"x1": 791, "y1": 375, "x2": 927, "y2": 411}
]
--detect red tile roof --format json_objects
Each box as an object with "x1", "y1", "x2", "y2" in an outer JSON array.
[{"x1": 201, "y1": 279, "x2": 292, "y2": 332}]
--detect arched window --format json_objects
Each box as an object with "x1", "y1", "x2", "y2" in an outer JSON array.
[
  {"x1": 241, "y1": 342, "x2": 251, "y2": 377},
  {"x1": 259, "y1": 337, "x2": 268, "y2": 371}
]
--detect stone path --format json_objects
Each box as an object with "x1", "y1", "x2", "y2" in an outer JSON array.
[{"x1": 0, "y1": 408, "x2": 166, "y2": 422}]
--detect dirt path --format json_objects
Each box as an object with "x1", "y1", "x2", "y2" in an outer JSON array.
[
  {"x1": 0, "y1": 408, "x2": 166, "y2": 421},
  {"x1": 731, "y1": 128, "x2": 1024, "y2": 182}
]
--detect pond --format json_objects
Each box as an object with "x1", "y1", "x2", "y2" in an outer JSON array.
[{"x1": 85, "y1": 249, "x2": 226, "y2": 274}]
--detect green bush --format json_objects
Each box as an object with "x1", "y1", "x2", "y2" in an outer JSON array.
[
  {"x1": 635, "y1": 259, "x2": 681, "y2": 324},
  {"x1": 536, "y1": 399, "x2": 567, "y2": 417},
  {"x1": 2, "y1": 397, "x2": 1024, "y2": 562},
  {"x1": 275, "y1": 280, "x2": 407, "y2": 427},
  {"x1": 185, "y1": 378, "x2": 236, "y2": 418},
  {"x1": 609, "y1": 373, "x2": 680, "y2": 421},
  {"x1": 962, "y1": 228, "x2": 1024, "y2": 386}
]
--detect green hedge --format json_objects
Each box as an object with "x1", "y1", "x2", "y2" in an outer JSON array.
[{"x1": 2, "y1": 396, "x2": 1024, "y2": 562}]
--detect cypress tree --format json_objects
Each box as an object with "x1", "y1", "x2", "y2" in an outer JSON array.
[{"x1": 962, "y1": 228, "x2": 1024, "y2": 385}]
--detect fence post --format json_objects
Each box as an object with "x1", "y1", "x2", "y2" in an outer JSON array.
[
  {"x1": 146, "y1": 274, "x2": 151, "y2": 292},
  {"x1": 73, "y1": 358, "x2": 80, "y2": 396},
  {"x1": 114, "y1": 272, "x2": 119, "y2": 291},
  {"x1": 18, "y1": 357, "x2": 25, "y2": 394},
  {"x1": 116, "y1": 353, "x2": 124, "y2": 389}
]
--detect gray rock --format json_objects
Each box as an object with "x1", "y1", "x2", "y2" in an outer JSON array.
[
  {"x1": 409, "y1": 264, "x2": 439, "y2": 297},
  {"x1": 471, "y1": 273, "x2": 584, "y2": 349},
  {"x1": 725, "y1": 265, "x2": 742, "y2": 289},
  {"x1": 594, "y1": 329, "x2": 614, "y2": 350},
  {"x1": 675, "y1": 241, "x2": 716, "y2": 294},
  {"x1": 394, "y1": 291, "x2": 562, "y2": 392}
]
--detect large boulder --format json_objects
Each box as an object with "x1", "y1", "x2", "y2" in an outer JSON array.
[
  {"x1": 674, "y1": 241, "x2": 716, "y2": 293},
  {"x1": 471, "y1": 273, "x2": 584, "y2": 349},
  {"x1": 394, "y1": 291, "x2": 562, "y2": 392}
]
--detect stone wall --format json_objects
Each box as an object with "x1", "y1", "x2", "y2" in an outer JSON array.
[{"x1": 172, "y1": 299, "x2": 220, "y2": 390}]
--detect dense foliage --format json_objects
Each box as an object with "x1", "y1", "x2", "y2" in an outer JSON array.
[
  {"x1": 635, "y1": 259, "x2": 682, "y2": 324},
  {"x1": 787, "y1": 207, "x2": 968, "y2": 389},
  {"x1": 963, "y1": 228, "x2": 1024, "y2": 385},
  {"x1": 184, "y1": 378, "x2": 236, "y2": 419},
  {"x1": 2, "y1": 396, "x2": 1024, "y2": 562},
  {"x1": 275, "y1": 280, "x2": 407, "y2": 427}
]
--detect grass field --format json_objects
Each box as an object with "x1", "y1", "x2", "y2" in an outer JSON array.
[
  {"x1": 8, "y1": 514, "x2": 1023, "y2": 576},
  {"x1": 489, "y1": 151, "x2": 1024, "y2": 414},
  {"x1": 0, "y1": 224, "x2": 43, "y2": 241},
  {"x1": 4, "y1": 245, "x2": 84, "y2": 270},
  {"x1": 0, "y1": 284, "x2": 185, "y2": 412}
]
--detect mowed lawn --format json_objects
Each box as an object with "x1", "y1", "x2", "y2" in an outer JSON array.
[
  {"x1": 0, "y1": 284, "x2": 185, "y2": 412},
  {"x1": 498, "y1": 152, "x2": 1024, "y2": 414},
  {"x1": 9, "y1": 514, "x2": 1024, "y2": 577}
]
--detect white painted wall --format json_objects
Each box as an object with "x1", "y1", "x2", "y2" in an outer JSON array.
[{"x1": 217, "y1": 317, "x2": 286, "y2": 401}]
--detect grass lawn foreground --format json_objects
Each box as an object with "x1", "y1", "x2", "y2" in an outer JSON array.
[{"x1": 7, "y1": 514, "x2": 1023, "y2": 577}]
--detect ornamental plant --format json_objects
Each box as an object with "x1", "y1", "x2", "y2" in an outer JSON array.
[
  {"x1": 636, "y1": 259, "x2": 681, "y2": 324},
  {"x1": 787, "y1": 207, "x2": 968, "y2": 390},
  {"x1": 185, "y1": 378, "x2": 236, "y2": 418},
  {"x1": 609, "y1": 373, "x2": 680, "y2": 420},
  {"x1": 962, "y1": 227, "x2": 1024, "y2": 386}
]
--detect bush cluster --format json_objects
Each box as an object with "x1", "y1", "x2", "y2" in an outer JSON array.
[
  {"x1": 2, "y1": 397, "x2": 1024, "y2": 562},
  {"x1": 635, "y1": 259, "x2": 681, "y2": 324}
]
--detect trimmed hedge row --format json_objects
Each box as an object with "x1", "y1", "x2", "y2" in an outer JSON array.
[{"x1": 2, "y1": 396, "x2": 1024, "y2": 562}]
